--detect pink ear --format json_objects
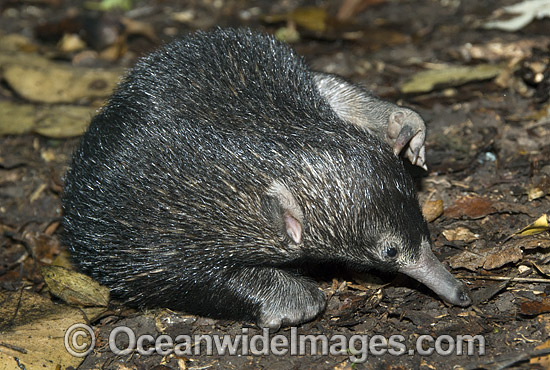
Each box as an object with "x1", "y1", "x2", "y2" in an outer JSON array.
[
  {"x1": 284, "y1": 211, "x2": 302, "y2": 244},
  {"x1": 267, "y1": 180, "x2": 305, "y2": 244}
]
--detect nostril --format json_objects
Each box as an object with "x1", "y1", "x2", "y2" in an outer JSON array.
[{"x1": 457, "y1": 289, "x2": 472, "y2": 306}]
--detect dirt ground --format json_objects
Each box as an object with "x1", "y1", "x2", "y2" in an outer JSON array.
[{"x1": 1, "y1": 0, "x2": 549, "y2": 369}]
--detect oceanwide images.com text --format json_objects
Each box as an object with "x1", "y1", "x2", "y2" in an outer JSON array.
[{"x1": 65, "y1": 324, "x2": 486, "y2": 362}]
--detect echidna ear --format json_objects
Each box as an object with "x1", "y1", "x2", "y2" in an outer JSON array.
[
  {"x1": 266, "y1": 180, "x2": 304, "y2": 244},
  {"x1": 283, "y1": 210, "x2": 302, "y2": 244}
]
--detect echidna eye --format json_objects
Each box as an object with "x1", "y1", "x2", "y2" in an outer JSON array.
[{"x1": 386, "y1": 247, "x2": 398, "y2": 258}]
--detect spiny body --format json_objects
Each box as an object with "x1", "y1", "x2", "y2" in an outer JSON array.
[{"x1": 62, "y1": 29, "x2": 470, "y2": 329}]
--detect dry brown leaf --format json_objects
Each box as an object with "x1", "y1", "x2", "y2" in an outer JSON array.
[
  {"x1": 33, "y1": 105, "x2": 94, "y2": 138},
  {"x1": 483, "y1": 247, "x2": 523, "y2": 270},
  {"x1": 121, "y1": 17, "x2": 159, "y2": 43},
  {"x1": 2, "y1": 56, "x2": 122, "y2": 103},
  {"x1": 528, "y1": 185, "x2": 547, "y2": 201},
  {"x1": 422, "y1": 199, "x2": 444, "y2": 222},
  {"x1": 442, "y1": 227, "x2": 478, "y2": 242},
  {"x1": 0, "y1": 101, "x2": 36, "y2": 135},
  {"x1": 532, "y1": 262, "x2": 550, "y2": 276},
  {"x1": 0, "y1": 290, "x2": 104, "y2": 369},
  {"x1": 400, "y1": 64, "x2": 505, "y2": 94},
  {"x1": 448, "y1": 250, "x2": 486, "y2": 271},
  {"x1": 520, "y1": 214, "x2": 549, "y2": 235},
  {"x1": 515, "y1": 237, "x2": 550, "y2": 250},
  {"x1": 531, "y1": 338, "x2": 550, "y2": 368},
  {"x1": 0, "y1": 101, "x2": 94, "y2": 138},
  {"x1": 41, "y1": 265, "x2": 110, "y2": 307},
  {"x1": 336, "y1": 0, "x2": 385, "y2": 22},
  {"x1": 58, "y1": 33, "x2": 86, "y2": 52},
  {"x1": 514, "y1": 214, "x2": 550, "y2": 237},
  {"x1": 0, "y1": 33, "x2": 38, "y2": 52},
  {"x1": 448, "y1": 235, "x2": 549, "y2": 271},
  {"x1": 444, "y1": 195, "x2": 495, "y2": 219},
  {"x1": 263, "y1": 7, "x2": 328, "y2": 32},
  {"x1": 521, "y1": 299, "x2": 550, "y2": 316}
]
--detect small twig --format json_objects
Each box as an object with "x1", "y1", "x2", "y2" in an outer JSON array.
[
  {"x1": 189, "y1": 361, "x2": 217, "y2": 370},
  {"x1": 0, "y1": 342, "x2": 28, "y2": 354},
  {"x1": 457, "y1": 275, "x2": 550, "y2": 283}
]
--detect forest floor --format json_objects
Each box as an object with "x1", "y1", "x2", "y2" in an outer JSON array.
[{"x1": 0, "y1": 0, "x2": 549, "y2": 369}]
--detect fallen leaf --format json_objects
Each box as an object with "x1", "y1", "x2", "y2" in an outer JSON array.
[
  {"x1": 528, "y1": 186, "x2": 547, "y2": 201},
  {"x1": 469, "y1": 281, "x2": 509, "y2": 305},
  {"x1": 531, "y1": 338, "x2": 550, "y2": 368},
  {"x1": 533, "y1": 262, "x2": 550, "y2": 277},
  {"x1": 2, "y1": 57, "x2": 122, "y2": 103},
  {"x1": 521, "y1": 298, "x2": 550, "y2": 316},
  {"x1": 442, "y1": 226, "x2": 478, "y2": 242},
  {"x1": 171, "y1": 10, "x2": 195, "y2": 23},
  {"x1": 517, "y1": 214, "x2": 550, "y2": 236},
  {"x1": 0, "y1": 33, "x2": 38, "y2": 53},
  {"x1": 492, "y1": 201, "x2": 541, "y2": 218},
  {"x1": 0, "y1": 101, "x2": 95, "y2": 138},
  {"x1": 336, "y1": 0, "x2": 385, "y2": 22},
  {"x1": 0, "y1": 290, "x2": 104, "y2": 369},
  {"x1": 528, "y1": 176, "x2": 550, "y2": 201},
  {"x1": 444, "y1": 195, "x2": 495, "y2": 219},
  {"x1": 33, "y1": 105, "x2": 95, "y2": 138},
  {"x1": 503, "y1": 215, "x2": 550, "y2": 243},
  {"x1": 86, "y1": 0, "x2": 133, "y2": 11},
  {"x1": 41, "y1": 265, "x2": 110, "y2": 307},
  {"x1": 449, "y1": 234, "x2": 550, "y2": 271},
  {"x1": 51, "y1": 249, "x2": 77, "y2": 270},
  {"x1": 0, "y1": 101, "x2": 36, "y2": 135},
  {"x1": 263, "y1": 6, "x2": 328, "y2": 32},
  {"x1": 400, "y1": 64, "x2": 504, "y2": 94},
  {"x1": 422, "y1": 199, "x2": 444, "y2": 222},
  {"x1": 483, "y1": 247, "x2": 523, "y2": 270},
  {"x1": 516, "y1": 237, "x2": 550, "y2": 250},
  {"x1": 120, "y1": 17, "x2": 159, "y2": 44},
  {"x1": 58, "y1": 33, "x2": 87, "y2": 52},
  {"x1": 518, "y1": 265, "x2": 532, "y2": 274},
  {"x1": 275, "y1": 27, "x2": 301, "y2": 43},
  {"x1": 448, "y1": 250, "x2": 486, "y2": 271}
]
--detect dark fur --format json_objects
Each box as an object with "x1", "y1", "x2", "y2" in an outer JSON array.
[{"x1": 62, "y1": 29, "x2": 429, "y2": 325}]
